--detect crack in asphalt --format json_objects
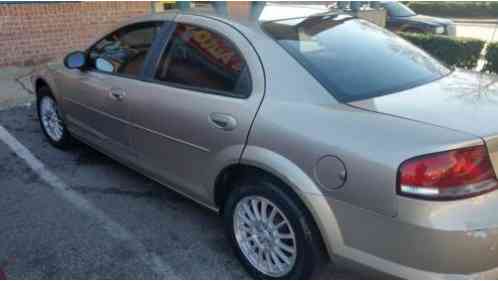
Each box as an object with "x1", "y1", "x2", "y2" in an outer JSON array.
[{"x1": 14, "y1": 70, "x2": 35, "y2": 95}]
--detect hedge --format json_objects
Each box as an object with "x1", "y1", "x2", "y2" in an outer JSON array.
[
  {"x1": 484, "y1": 43, "x2": 498, "y2": 74},
  {"x1": 399, "y1": 32, "x2": 485, "y2": 69},
  {"x1": 408, "y1": 2, "x2": 498, "y2": 19}
]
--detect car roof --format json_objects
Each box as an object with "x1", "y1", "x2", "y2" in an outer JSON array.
[{"x1": 128, "y1": 3, "x2": 343, "y2": 30}]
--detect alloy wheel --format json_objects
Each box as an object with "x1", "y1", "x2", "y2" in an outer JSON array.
[
  {"x1": 40, "y1": 96, "x2": 64, "y2": 142},
  {"x1": 233, "y1": 196, "x2": 297, "y2": 277}
]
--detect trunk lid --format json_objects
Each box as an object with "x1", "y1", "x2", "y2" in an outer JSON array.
[
  {"x1": 352, "y1": 69, "x2": 498, "y2": 177},
  {"x1": 351, "y1": 70, "x2": 498, "y2": 138}
]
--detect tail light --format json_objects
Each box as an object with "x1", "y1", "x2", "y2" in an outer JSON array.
[{"x1": 398, "y1": 146, "x2": 498, "y2": 200}]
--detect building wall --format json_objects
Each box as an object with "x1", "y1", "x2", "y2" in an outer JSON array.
[{"x1": 0, "y1": 2, "x2": 151, "y2": 66}]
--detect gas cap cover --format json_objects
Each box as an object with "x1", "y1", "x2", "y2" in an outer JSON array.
[{"x1": 314, "y1": 155, "x2": 347, "y2": 190}]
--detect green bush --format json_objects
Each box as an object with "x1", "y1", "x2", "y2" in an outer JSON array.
[
  {"x1": 484, "y1": 43, "x2": 498, "y2": 74},
  {"x1": 399, "y1": 32, "x2": 485, "y2": 69},
  {"x1": 408, "y1": 2, "x2": 498, "y2": 19}
]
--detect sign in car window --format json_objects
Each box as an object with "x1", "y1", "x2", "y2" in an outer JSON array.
[
  {"x1": 176, "y1": 24, "x2": 243, "y2": 74},
  {"x1": 156, "y1": 23, "x2": 251, "y2": 97}
]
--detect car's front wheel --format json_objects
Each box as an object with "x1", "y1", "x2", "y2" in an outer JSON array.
[
  {"x1": 37, "y1": 87, "x2": 72, "y2": 149},
  {"x1": 224, "y1": 177, "x2": 323, "y2": 279}
]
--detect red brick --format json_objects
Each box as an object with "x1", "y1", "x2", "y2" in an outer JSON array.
[{"x1": 0, "y1": 2, "x2": 150, "y2": 66}]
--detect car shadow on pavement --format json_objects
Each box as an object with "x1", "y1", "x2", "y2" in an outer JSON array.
[{"x1": 0, "y1": 105, "x2": 365, "y2": 279}]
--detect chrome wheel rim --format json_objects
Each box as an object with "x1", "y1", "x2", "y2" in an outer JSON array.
[
  {"x1": 234, "y1": 196, "x2": 297, "y2": 277},
  {"x1": 40, "y1": 96, "x2": 64, "y2": 142}
]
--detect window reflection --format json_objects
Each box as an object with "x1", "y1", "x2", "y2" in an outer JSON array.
[
  {"x1": 155, "y1": 23, "x2": 251, "y2": 98},
  {"x1": 88, "y1": 22, "x2": 162, "y2": 77},
  {"x1": 263, "y1": 16, "x2": 450, "y2": 102}
]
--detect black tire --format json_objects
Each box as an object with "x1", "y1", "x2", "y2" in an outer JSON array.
[
  {"x1": 224, "y1": 177, "x2": 324, "y2": 279},
  {"x1": 37, "y1": 86, "x2": 73, "y2": 149}
]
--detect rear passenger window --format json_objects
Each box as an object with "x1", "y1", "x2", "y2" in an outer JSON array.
[{"x1": 155, "y1": 23, "x2": 252, "y2": 98}]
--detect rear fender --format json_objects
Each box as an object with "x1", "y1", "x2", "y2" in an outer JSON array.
[{"x1": 239, "y1": 145, "x2": 346, "y2": 258}]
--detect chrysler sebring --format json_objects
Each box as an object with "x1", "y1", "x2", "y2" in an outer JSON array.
[{"x1": 32, "y1": 5, "x2": 498, "y2": 279}]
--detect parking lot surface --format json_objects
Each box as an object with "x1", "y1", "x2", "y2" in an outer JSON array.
[{"x1": 0, "y1": 105, "x2": 357, "y2": 279}]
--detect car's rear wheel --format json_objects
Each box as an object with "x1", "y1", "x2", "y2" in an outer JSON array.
[
  {"x1": 37, "y1": 87, "x2": 72, "y2": 149},
  {"x1": 224, "y1": 177, "x2": 322, "y2": 279}
]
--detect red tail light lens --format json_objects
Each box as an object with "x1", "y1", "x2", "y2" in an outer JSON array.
[{"x1": 398, "y1": 146, "x2": 498, "y2": 200}]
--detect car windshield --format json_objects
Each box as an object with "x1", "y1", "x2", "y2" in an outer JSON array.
[
  {"x1": 261, "y1": 16, "x2": 450, "y2": 103},
  {"x1": 384, "y1": 2, "x2": 416, "y2": 17}
]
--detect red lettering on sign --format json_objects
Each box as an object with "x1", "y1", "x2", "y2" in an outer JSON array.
[{"x1": 176, "y1": 25, "x2": 242, "y2": 73}]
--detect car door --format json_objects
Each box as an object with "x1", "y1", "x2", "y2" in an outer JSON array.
[
  {"x1": 124, "y1": 15, "x2": 265, "y2": 204},
  {"x1": 383, "y1": 10, "x2": 400, "y2": 32},
  {"x1": 382, "y1": 4, "x2": 411, "y2": 33},
  {"x1": 385, "y1": 16, "x2": 405, "y2": 33},
  {"x1": 58, "y1": 21, "x2": 164, "y2": 163}
]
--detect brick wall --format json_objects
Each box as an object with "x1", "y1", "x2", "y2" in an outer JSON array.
[{"x1": 0, "y1": 2, "x2": 151, "y2": 66}]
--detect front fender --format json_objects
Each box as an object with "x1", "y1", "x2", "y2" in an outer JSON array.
[
  {"x1": 31, "y1": 64, "x2": 70, "y2": 121},
  {"x1": 31, "y1": 67, "x2": 60, "y2": 100}
]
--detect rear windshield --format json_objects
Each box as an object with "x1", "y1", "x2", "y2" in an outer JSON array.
[{"x1": 262, "y1": 16, "x2": 450, "y2": 103}]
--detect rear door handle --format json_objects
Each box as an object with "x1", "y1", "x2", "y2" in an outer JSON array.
[
  {"x1": 109, "y1": 88, "x2": 126, "y2": 101},
  {"x1": 209, "y1": 113, "x2": 237, "y2": 131}
]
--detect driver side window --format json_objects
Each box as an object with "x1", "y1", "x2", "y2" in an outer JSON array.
[{"x1": 88, "y1": 21, "x2": 163, "y2": 77}]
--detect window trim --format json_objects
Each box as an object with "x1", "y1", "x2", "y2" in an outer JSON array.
[
  {"x1": 83, "y1": 20, "x2": 167, "y2": 81},
  {"x1": 146, "y1": 78, "x2": 253, "y2": 99},
  {"x1": 148, "y1": 21, "x2": 253, "y2": 99}
]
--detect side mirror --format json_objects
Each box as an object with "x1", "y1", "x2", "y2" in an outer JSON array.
[
  {"x1": 95, "y1": 58, "x2": 115, "y2": 73},
  {"x1": 64, "y1": 51, "x2": 87, "y2": 69}
]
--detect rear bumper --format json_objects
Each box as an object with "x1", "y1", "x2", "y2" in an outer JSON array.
[
  {"x1": 333, "y1": 221, "x2": 498, "y2": 279},
  {"x1": 332, "y1": 248, "x2": 498, "y2": 280},
  {"x1": 479, "y1": 267, "x2": 498, "y2": 279},
  {"x1": 307, "y1": 191, "x2": 498, "y2": 279}
]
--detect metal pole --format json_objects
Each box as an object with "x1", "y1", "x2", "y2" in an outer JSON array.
[{"x1": 177, "y1": 1, "x2": 191, "y2": 11}]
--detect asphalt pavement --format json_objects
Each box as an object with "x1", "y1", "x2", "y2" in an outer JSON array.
[
  {"x1": 0, "y1": 105, "x2": 356, "y2": 279},
  {"x1": 0, "y1": 105, "x2": 247, "y2": 279}
]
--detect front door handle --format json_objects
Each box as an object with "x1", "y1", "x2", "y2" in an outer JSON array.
[
  {"x1": 109, "y1": 88, "x2": 126, "y2": 101},
  {"x1": 210, "y1": 113, "x2": 237, "y2": 131}
]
